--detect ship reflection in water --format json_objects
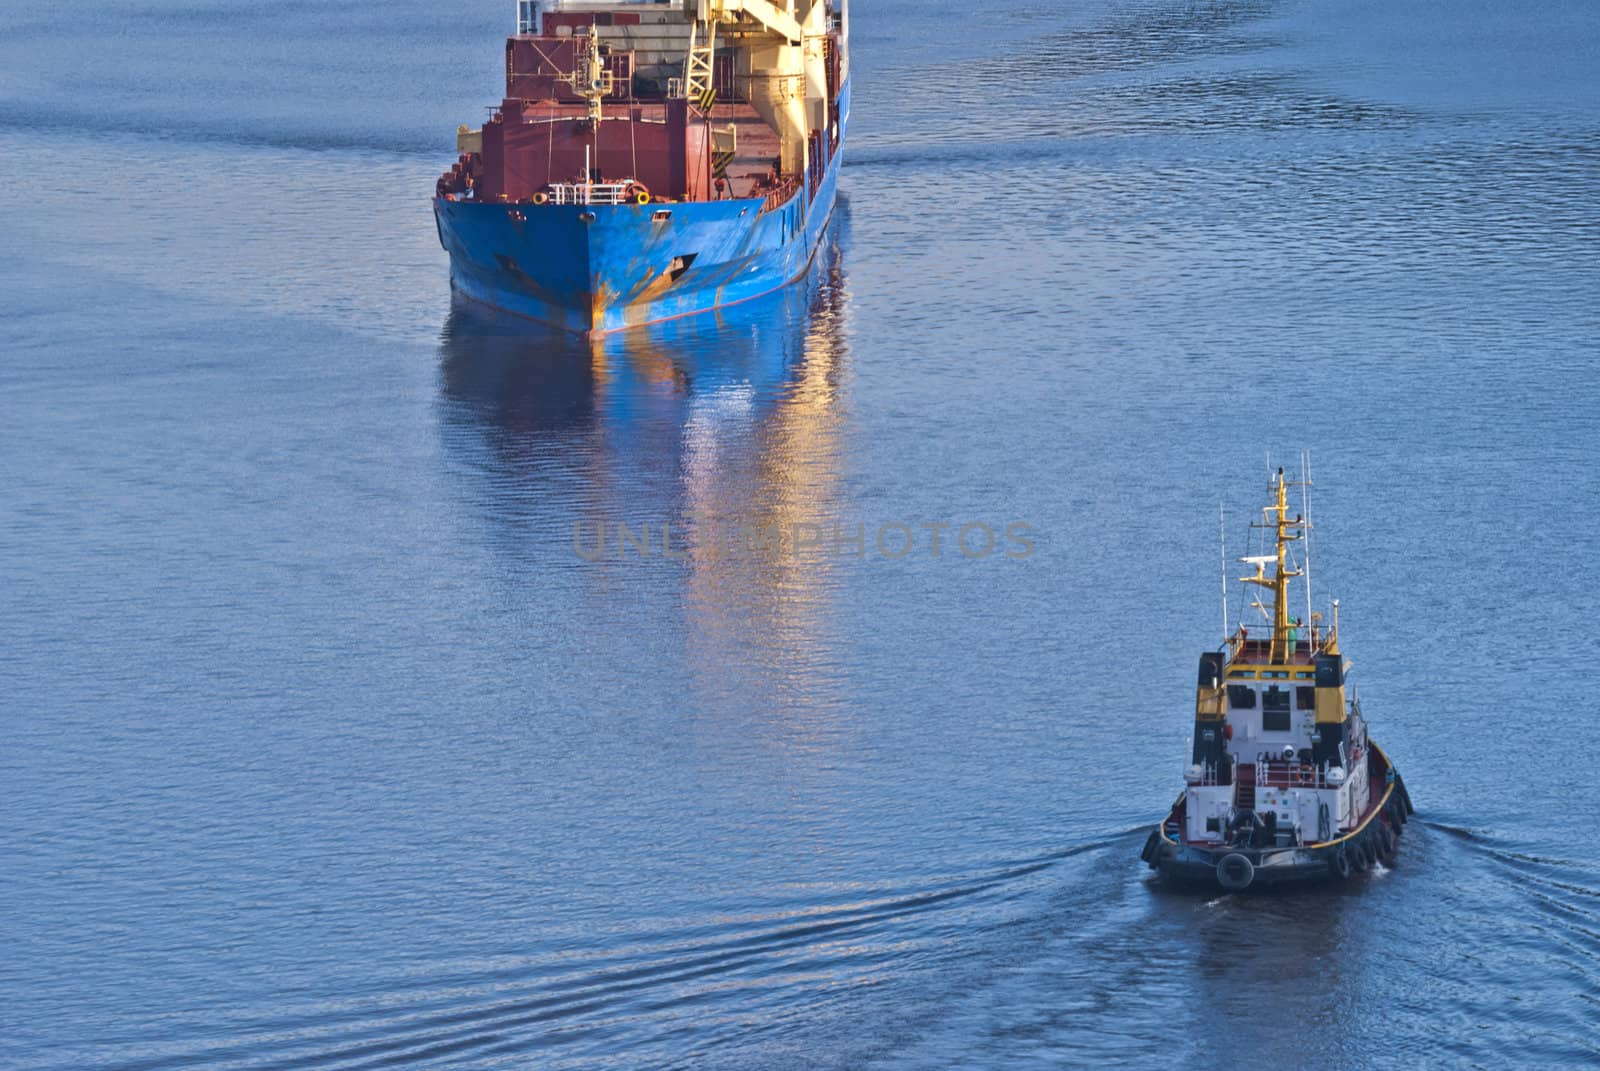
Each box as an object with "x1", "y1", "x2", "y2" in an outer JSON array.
[{"x1": 438, "y1": 208, "x2": 852, "y2": 726}]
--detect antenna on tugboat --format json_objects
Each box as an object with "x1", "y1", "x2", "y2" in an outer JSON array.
[
  {"x1": 1301, "y1": 449, "x2": 1313, "y2": 641},
  {"x1": 1220, "y1": 503, "x2": 1228, "y2": 639}
]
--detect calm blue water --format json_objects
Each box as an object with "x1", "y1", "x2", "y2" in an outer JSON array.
[{"x1": 4, "y1": 1, "x2": 1600, "y2": 1067}]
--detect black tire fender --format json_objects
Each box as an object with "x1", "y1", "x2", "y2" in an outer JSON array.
[
  {"x1": 1140, "y1": 829, "x2": 1161, "y2": 867},
  {"x1": 1217, "y1": 852, "x2": 1255, "y2": 891}
]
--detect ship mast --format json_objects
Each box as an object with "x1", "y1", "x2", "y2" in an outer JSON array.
[
  {"x1": 564, "y1": 28, "x2": 614, "y2": 189},
  {"x1": 573, "y1": 28, "x2": 612, "y2": 125},
  {"x1": 1240, "y1": 469, "x2": 1304, "y2": 663}
]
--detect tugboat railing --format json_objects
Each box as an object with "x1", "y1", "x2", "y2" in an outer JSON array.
[{"x1": 1256, "y1": 759, "x2": 1332, "y2": 790}]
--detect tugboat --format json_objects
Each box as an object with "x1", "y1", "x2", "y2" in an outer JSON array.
[{"x1": 1141, "y1": 470, "x2": 1414, "y2": 891}]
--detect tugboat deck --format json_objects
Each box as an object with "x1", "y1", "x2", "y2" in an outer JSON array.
[
  {"x1": 1228, "y1": 639, "x2": 1319, "y2": 666},
  {"x1": 1165, "y1": 744, "x2": 1395, "y2": 849}
]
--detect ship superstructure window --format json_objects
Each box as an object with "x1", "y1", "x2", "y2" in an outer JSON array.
[
  {"x1": 1296, "y1": 686, "x2": 1316, "y2": 710},
  {"x1": 1227, "y1": 685, "x2": 1256, "y2": 709},
  {"x1": 1263, "y1": 687, "x2": 1291, "y2": 731}
]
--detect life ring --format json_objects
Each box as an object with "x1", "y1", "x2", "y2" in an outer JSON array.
[
  {"x1": 1216, "y1": 852, "x2": 1255, "y2": 891},
  {"x1": 532, "y1": 192, "x2": 550, "y2": 206},
  {"x1": 1331, "y1": 846, "x2": 1352, "y2": 880},
  {"x1": 634, "y1": 190, "x2": 651, "y2": 206}
]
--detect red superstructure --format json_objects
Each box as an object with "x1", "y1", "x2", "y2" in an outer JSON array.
[{"x1": 438, "y1": 3, "x2": 846, "y2": 206}]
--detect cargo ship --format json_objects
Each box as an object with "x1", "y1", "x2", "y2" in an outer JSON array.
[
  {"x1": 1140, "y1": 471, "x2": 1415, "y2": 891},
  {"x1": 434, "y1": 0, "x2": 851, "y2": 336}
]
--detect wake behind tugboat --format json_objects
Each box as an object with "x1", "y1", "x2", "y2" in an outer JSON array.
[{"x1": 1142, "y1": 470, "x2": 1415, "y2": 891}]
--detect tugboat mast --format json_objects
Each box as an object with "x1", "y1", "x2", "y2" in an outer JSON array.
[{"x1": 1240, "y1": 469, "x2": 1304, "y2": 664}]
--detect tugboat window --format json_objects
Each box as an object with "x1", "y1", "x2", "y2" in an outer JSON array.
[
  {"x1": 1296, "y1": 686, "x2": 1316, "y2": 710},
  {"x1": 1227, "y1": 685, "x2": 1256, "y2": 709},
  {"x1": 1263, "y1": 687, "x2": 1291, "y2": 731}
]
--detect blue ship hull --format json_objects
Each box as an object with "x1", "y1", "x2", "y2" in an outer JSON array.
[{"x1": 436, "y1": 81, "x2": 850, "y2": 336}]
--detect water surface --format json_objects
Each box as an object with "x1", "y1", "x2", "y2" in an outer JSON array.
[{"x1": 4, "y1": 1, "x2": 1599, "y2": 1067}]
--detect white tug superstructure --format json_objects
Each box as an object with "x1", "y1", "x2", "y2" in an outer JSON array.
[{"x1": 1142, "y1": 470, "x2": 1414, "y2": 891}]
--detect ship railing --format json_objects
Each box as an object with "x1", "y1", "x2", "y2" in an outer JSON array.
[
  {"x1": 1226, "y1": 624, "x2": 1338, "y2": 663},
  {"x1": 548, "y1": 182, "x2": 634, "y2": 206},
  {"x1": 1256, "y1": 758, "x2": 1332, "y2": 790},
  {"x1": 759, "y1": 177, "x2": 802, "y2": 213}
]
